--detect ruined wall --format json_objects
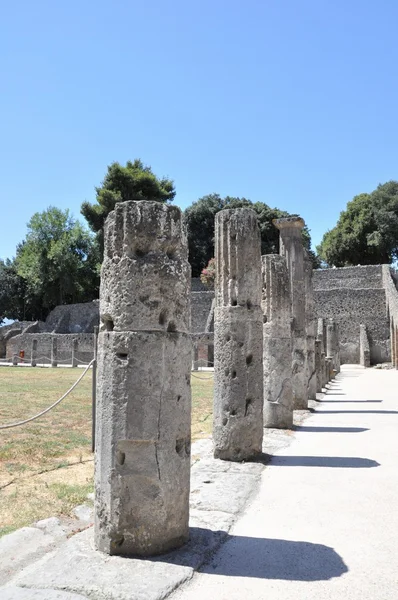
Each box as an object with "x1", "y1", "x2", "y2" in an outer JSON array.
[
  {"x1": 313, "y1": 266, "x2": 390, "y2": 364},
  {"x1": 43, "y1": 301, "x2": 99, "y2": 333},
  {"x1": 6, "y1": 333, "x2": 94, "y2": 364},
  {"x1": 191, "y1": 291, "x2": 214, "y2": 333}
]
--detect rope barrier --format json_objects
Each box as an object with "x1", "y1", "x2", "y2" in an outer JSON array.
[
  {"x1": 0, "y1": 359, "x2": 95, "y2": 430},
  {"x1": 191, "y1": 372, "x2": 214, "y2": 380}
]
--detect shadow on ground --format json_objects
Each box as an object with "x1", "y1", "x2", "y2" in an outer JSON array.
[
  {"x1": 318, "y1": 400, "x2": 383, "y2": 404},
  {"x1": 319, "y1": 410, "x2": 398, "y2": 415},
  {"x1": 269, "y1": 456, "x2": 379, "y2": 468},
  {"x1": 153, "y1": 528, "x2": 348, "y2": 582},
  {"x1": 296, "y1": 425, "x2": 369, "y2": 433}
]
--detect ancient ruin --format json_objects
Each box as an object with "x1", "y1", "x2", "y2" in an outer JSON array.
[
  {"x1": 94, "y1": 201, "x2": 192, "y2": 556},
  {"x1": 213, "y1": 208, "x2": 264, "y2": 461},
  {"x1": 273, "y1": 217, "x2": 308, "y2": 409},
  {"x1": 261, "y1": 254, "x2": 293, "y2": 428},
  {"x1": 304, "y1": 252, "x2": 317, "y2": 401}
]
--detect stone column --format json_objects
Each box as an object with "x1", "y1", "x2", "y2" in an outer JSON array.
[
  {"x1": 327, "y1": 319, "x2": 340, "y2": 377},
  {"x1": 325, "y1": 357, "x2": 333, "y2": 382},
  {"x1": 304, "y1": 253, "x2": 316, "y2": 400},
  {"x1": 31, "y1": 339, "x2": 37, "y2": 367},
  {"x1": 261, "y1": 254, "x2": 293, "y2": 429},
  {"x1": 395, "y1": 326, "x2": 398, "y2": 369},
  {"x1": 51, "y1": 338, "x2": 57, "y2": 367},
  {"x1": 315, "y1": 340, "x2": 322, "y2": 393},
  {"x1": 72, "y1": 338, "x2": 78, "y2": 367},
  {"x1": 273, "y1": 217, "x2": 307, "y2": 409},
  {"x1": 95, "y1": 201, "x2": 192, "y2": 557},
  {"x1": 317, "y1": 318, "x2": 326, "y2": 389},
  {"x1": 213, "y1": 208, "x2": 263, "y2": 461}
]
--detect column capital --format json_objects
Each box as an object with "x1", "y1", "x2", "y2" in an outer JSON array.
[{"x1": 273, "y1": 216, "x2": 305, "y2": 231}]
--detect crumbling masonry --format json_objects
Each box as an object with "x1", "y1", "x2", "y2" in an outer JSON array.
[
  {"x1": 213, "y1": 208, "x2": 264, "y2": 461},
  {"x1": 95, "y1": 201, "x2": 192, "y2": 557}
]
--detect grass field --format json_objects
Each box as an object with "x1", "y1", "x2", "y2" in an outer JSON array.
[{"x1": 0, "y1": 366, "x2": 213, "y2": 536}]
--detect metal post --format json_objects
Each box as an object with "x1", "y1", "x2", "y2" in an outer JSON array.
[{"x1": 92, "y1": 326, "x2": 98, "y2": 452}]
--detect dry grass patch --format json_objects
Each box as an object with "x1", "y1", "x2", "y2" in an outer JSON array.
[{"x1": 0, "y1": 366, "x2": 213, "y2": 536}]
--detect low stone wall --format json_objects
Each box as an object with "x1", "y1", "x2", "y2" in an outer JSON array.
[{"x1": 6, "y1": 333, "x2": 95, "y2": 364}]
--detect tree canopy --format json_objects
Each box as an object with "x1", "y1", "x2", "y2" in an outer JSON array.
[
  {"x1": 2, "y1": 207, "x2": 100, "y2": 322},
  {"x1": 184, "y1": 194, "x2": 316, "y2": 276},
  {"x1": 317, "y1": 181, "x2": 398, "y2": 266},
  {"x1": 81, "y1": 159, "x2": 176, "y2": 239}
]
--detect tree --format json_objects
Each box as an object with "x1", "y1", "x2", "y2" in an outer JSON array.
[
  {"x1": 317, "y1": 181, "x2": 398, "y2": 266},
  {"x1": 184, "y1": 194, "x2": 316, "y2": 276},
  {"x1": 81, "y1": 159, "x2": 176, "y2": 243},
  {"x1": 13, "y1": 207, "x2": 100, "y2": 320}
]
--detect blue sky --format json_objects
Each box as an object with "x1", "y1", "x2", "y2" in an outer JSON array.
[{"x1": 1, "y1": 0, "x2": 398, "y2": 260}]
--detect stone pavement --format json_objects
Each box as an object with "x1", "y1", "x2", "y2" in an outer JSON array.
[
  {"x1": 173, "y1": 366, "x2": 398, "y2": 600},
  {"x1": 1, "y1": 366, "x2": 397, "y2": 599}
]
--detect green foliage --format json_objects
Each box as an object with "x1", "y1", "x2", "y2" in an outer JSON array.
[
  {"x1": 81, "y1": 159, "x2": 175, "y2": 239},
  {"x1": 184, "y1": 194, "x2": 316, "y2": 276},
  {"x1": 200, "y1": 258, "x2": 216, "y2": 289},
  {"x1": 317, "y1": 181, "x2": 398, "y2": 266},
  {"x1": 4, "y1": 207, "x2": 100, "y2": 321},
  {"x1": 0, "y1": 259, "x2": 38, "y2": 323}
]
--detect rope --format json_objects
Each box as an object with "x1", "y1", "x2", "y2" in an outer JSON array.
[
  {"x1": 191, "y1": 372, "x2": 214, "y2": 380},
  {"x1": 0, "y1": 359, "x2": 95, "y2": 430}
]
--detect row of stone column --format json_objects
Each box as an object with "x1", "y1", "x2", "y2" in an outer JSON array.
[
  {"x1": 94, "y1": 201, "x2": 341, "y2": 559},
  {"x1": 213, "y1": 210, "x2": 342, "y2": 461}
]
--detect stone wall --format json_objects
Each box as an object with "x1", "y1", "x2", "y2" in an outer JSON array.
[
  {"x1": 313, "y1": 266, "x2": 390, "y2": 365},
  {"x1": 42, "y1": 301, "x2": 99, "y2": 333},
  {"x1": 6, "y1": 333, "x2": 94, "y2": 364},
  {"x1": 313, "y1": 265, "x2": 383, "y2": 290}
]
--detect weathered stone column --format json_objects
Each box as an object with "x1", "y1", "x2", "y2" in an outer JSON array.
[
  {"x1": 31, "y1": 339, "x2": 37, "y2": 367},
  {"x1": 317, "y1": 318, "x2": 326, "y2": 388},
  {"x1": 273, "y1": 217, "x2": 307, "y2": 409},
  {"x1": 327, "y1": 319, "x2": 340, "y2": 377},
  {"x1": 261, "y1": 254, "x2": 293, "y2": 429},
  {"x1": 72, "y1": 338, "x2": 78, "y2": 367},
  {"x1": 51, "y1": 338, "x2": 57, "y2": 367},
  {"x1": 213, "y1": 208, "x2": 263, "y2": 461},
  {"x1": 304, "y1": 253, "x2": 316, "y2": 400},
  {"x1": 95, "y1": 201, "x2": 192, "y2": 557},
  {"x1": 315, "y1": 340, "x2": 322, "y2": 392}
]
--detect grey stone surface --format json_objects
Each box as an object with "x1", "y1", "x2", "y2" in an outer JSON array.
[
  {"x1": 100, "y1": 202, "x2": 190, "y2": 335},
  {"x1": 304, "y1": 252, "x2": 317, "y2": 400},
  {"x1": 274, "y1": 217, "x2": 308, "y2": 409},
  {"x1": 261, "y1": 254, "x2": 293, "y2": 429},
  {"x1": 1, "y1": 588, "x2": 88, "y2": 599},
  {"x1": 10, "y1": 528, "x2": 193, "y2": 600},
  {"x1": 30, "y1": 339, "x2": 37, "y2": 367},
  {"x1": 360, "y1": 323, "x2": 370, "y2": 367},
  {"x1": 95, "y1": 201, "x2": 192, "y2": 557},
  {"x1": 315, "y1": 340, "x2": 322, "y2": 392},
  {"x1": 0, "y1": 527, "x2": 56, "y2": 584},
  {"x1": 51, "y1": 337, "x2": 57, "y2": 367},
  {"x1": 72, "y1": 505, "x2": 94, "y2": 523},
  {"x1": 313, "y1": 266, "x2": 390, "y2": 364},
  {"x1": 213, "y1": 209, "x2": 263, "y2": 461},
  {"x1": 326, "y1": 318, "x2": 340, "y2": 374},
  {"x1": 33, "y1": 517, "x2": 67, "y2": 539}
]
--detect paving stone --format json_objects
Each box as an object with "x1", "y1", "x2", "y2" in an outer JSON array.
[
  {"x1": 10, "y1": 529, "x2": 193, "y2": 600},
  {"x1": 72, "y1": 505, "x2": 93, "y2": 523},
  {"x1": 0, "y1": 527, "x2": 56, "y2": 584},
  {"x1": 1, "y1": 587, "x2": 88, "y2": 599}
]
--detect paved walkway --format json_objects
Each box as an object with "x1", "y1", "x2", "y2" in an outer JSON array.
[{"x1": 172, "y1": 366, "x2": 398, "y2": 600}]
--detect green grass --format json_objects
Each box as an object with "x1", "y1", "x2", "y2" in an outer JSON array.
[{"x1": 0, "y1": 366, "x2": 214, "y2": 536}]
